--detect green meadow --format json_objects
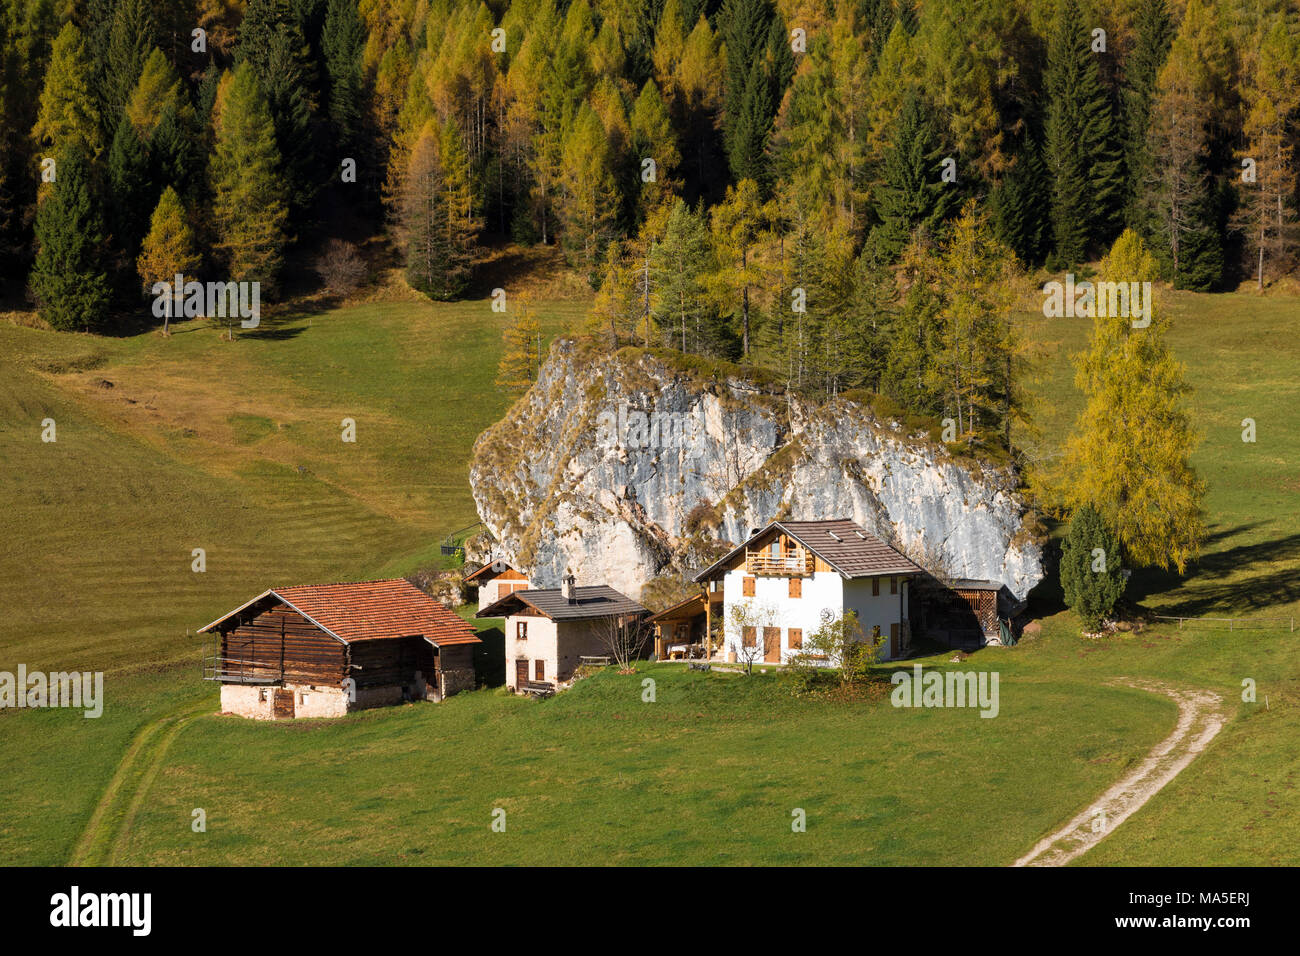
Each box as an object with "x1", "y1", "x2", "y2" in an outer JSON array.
[{"x1": 0, "y1": 288, "x2": 1296, "y2": 866}]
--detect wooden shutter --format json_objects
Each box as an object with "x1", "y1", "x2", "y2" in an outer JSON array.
[
  {"x1": 742, "y1": 626, "x2": 756, "y2": 647},
  {"x1": 890, "y1": 576, "x2": 897, "y2": 595},
  {"x1": 535, "y1": 659, "x2": 545, "y2": 681},
  {"x1": 788, "y1": 628, "x2": 803, "y2": 649},
  {"x1": 743, "y1": 576, "x2": 755, "y2": 596},
  {"x1": 872, "y1": 577, "x2": 880, "y2": 596},
  {"x1": 789, "y1": 577, "x2": 802, "y2": 598}
]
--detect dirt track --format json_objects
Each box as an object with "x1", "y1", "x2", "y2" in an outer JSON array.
[{"x1": 1013, "y1": 681, "x2": 1227, "y2": 867}]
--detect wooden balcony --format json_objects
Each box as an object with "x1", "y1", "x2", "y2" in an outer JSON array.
[{"x1": 744, "y1": 549, "x2": 813, "y2": 576}]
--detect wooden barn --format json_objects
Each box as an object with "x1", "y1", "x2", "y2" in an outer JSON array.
[{"x1": 198, "y1": 579, "x2": 480, "y2": 719}]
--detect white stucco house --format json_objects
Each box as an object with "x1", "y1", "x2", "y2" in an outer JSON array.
[
  {"x1": 693, "y1": 519, "x2": 922, "y2": 663},
  {"x1": 477, "y1": 575, "x2": 649, "y2": 692}
]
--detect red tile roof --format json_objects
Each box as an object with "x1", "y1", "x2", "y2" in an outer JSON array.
[{"x1": 200, "y1": 579, "x2": 480, "y2": 647}]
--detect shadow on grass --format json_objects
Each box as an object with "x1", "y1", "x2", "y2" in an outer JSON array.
[{"x1": 1129, "y1": 522, "x2": 1300, "y2": 616}]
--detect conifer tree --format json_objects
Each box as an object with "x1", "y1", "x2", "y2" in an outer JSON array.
[
  {"x1": 29, "y1": 147, "x2": 111, "y2": 331},
  {"x1": 558, "y1": 103, "x2": 620, "y2": 286},
  {"x1": 869, "y1": 93, "x2": 957, "y2": 262},
  {"x1": 1043, "y1": 0, "x2": 1122, "y2": 265},
  {"x1": 1121, "y1": 0, "x2": 1173, "y2": 227},
  {"x1": 236, "y1": 0, "x2": 318, "y2": 212},
  {"x1": 1060, "y1": 504, "x2": 1127, "y2": 631},
  {"x1": 1236, "y1": 20, "x2": 1299, "y2": 290},
  {"x1": 211, "y1": 64, "x2": 289, "y2": 287},
  {"x1": 401, "y1": 119, "x2": 479, "y2": 300},
  {"x1": 32, "y1": 23, "x2": 103, "y2": 158},
  {"x1": 651, "y1": 198, "x2": 714, "y2": 353},
  {"x1": 103, "y1": 0, "x2": 158, "y2": 127},
  {"x1": 137, "y1": 186, "x2": 200, "y2": 333},
  {"x1": 708, "y1": 178, "x2": 765, "y2": 356},
  {"x1": 495, "y1": 299, "x2": 543, "y2": 392},
  {"x1": 106, "y1": 116, "x2": 151, "y2": 261},
  {"x1": 718, "y1": 0, "x2": 791, "y2": 185},
  {"x1": 321, "y1": 0, "x2": 365, "y2": 150},
  {"x1": 1058, "y1": 230, "x2": 1205, "y2": 572}
]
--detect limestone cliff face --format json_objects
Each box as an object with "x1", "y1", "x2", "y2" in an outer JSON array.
[{"x1": 468, "y1": 340, "x2": 1044, "y2": 601}]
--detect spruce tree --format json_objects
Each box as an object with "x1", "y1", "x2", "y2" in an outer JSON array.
[
  {"x1": 1043, "y1": 0, "x2": 1122, "y2": 265},
  {"x1": 718, "y1": 0, "x2": 791, "y2": 186},
  {"x1": 29, "y1": 147, "x2": 111, "y2": 331},
  {"x1": 1121, "y1": 0, "x2": 1173, "y2": 227},
  {"x1": 211, "y1": 64, "x2": 290, "y2": 287},
  {"x1": 869, "y1": 93, "x2": 958, "y2": 262},
  {"x1": 106, "y1": 116, "x2": 151, "y2": 262},
  {"x1": 321, "y1": 0, "x2": 364, "y2": 150},
  {"x1": 991, "y1": 136, "x2": 1049, "y2": 265},
  {"x1": 236, "y1": 0, "x2": 318, "y2": 213},
  {"x1": 1060, "y1": 504, "x2": 1127, "y2": 632},
  {"x1": 103, "y1": 0, "x2": 158, "y2": 129}
]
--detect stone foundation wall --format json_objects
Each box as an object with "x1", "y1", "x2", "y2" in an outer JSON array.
[{"x1": 220, "y1": 683, "x2": 276, "y2": 720}]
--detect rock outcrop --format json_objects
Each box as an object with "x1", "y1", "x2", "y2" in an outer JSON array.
[{"x1": 469, "y1": 340, "x2": 1044, "y2": 601}]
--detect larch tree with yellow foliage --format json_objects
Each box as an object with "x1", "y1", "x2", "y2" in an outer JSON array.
[
  {"x1": 137, "y1": 186, "x2": 200, "y2": 335},
  {"x1": 1058, "y1": 230, "x2": 1205, "y2": 572},
  {"x1": 495, "y1": 299, "x2": 543, "y2": 393}
]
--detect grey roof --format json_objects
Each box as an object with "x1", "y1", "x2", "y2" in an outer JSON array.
[
  {"x1": 476, "y1": 585, "x2": 648, "y2": 622},
  {"x1": 693, "y1": 519, "x2": 922, "y2": 582}
]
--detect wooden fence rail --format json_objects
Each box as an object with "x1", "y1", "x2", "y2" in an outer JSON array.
[{"x1": 1153, "y1": 615, "x2": 1296, "y2": 632}]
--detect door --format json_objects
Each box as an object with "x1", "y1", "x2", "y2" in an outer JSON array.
[
  {"x1": 763, "y1": 627, "x2": 781, "y2": 663},
  {"x1": 272, "y1": 687, "x2": 295, "y2": 719},
  {"x1": 515, "y1": 659, "x2": 529, "y2": 688}
]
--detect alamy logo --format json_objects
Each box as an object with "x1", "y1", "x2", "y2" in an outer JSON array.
[
  {"x1": 595, "y1": 404, "x2": 705, "y2": 459},
  {"x1": 49, "y1": 886, "x2": 151, "y2": 936},
  {"x1": 151, "y1": 274, "x2": 260, "y2": 328},
  {"x1": 1042, "y1": 273, "x2": 1151, "y2": 328},
  {"x1": 890, "y1": 665, "x2": 999, "y2": 718},
  {"x1": 0, "y1": 666, "x2": 102, "y2": 718}
]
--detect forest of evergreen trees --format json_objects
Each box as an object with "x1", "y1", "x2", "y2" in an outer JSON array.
[{"x1": 1, "y1": 0, "x2": 1297, "y2": 445}]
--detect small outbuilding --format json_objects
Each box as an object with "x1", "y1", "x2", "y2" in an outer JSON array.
[
  {"x1": 464, "y1": 560, "x2": 531, "y2": 606},
  {"x1": 477, "y1": 575, "x2": 649, "y2": 693},
  {"x1": 199, "y1": 579, "x2": 480, "y2": 719}
]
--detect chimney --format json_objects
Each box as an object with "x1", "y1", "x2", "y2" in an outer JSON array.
[
  {"x1": 750, "y1": 528, "x2": 762, "y2": 539},
  {"x1": 562, "y1": 573, "x2": 576, "y2": 603}
]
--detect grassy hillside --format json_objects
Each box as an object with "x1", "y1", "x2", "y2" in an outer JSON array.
[{"x1": 0, "y1": 288, "x2": 1296, "y2": 866}]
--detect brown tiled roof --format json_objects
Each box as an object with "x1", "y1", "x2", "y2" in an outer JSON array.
[
  {"x1": 477, "y1": 585, "x2": 648, "y2": 622},
  {"x1": 463, "y1": 561, "x2": 517, "y2": 583},
  {"x1": 200, "y1": 579, "x2": 480, "y2": 646},
  {"x1": 694, "y1": 519, "x2": 922, "y2": 581}
]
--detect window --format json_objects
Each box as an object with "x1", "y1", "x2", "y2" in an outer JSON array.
[
  {"x1": 789, "y1": 577, "x2": 802, "y2": 598},
  {"x1": 770, "y1": 540, "x2": 780, "y2": 558},
  {"x1": 788, "y1": 628, "x2": 803, "y2": 649},
  {"x1": 742, "y1": 626, "x2": 756, "y2": 648},
  {"x1": 516, "y1": 620, "x2": 527, "y2": 640},
  {"x1": 890, "y1": 576, "x2": 897, "y2": 595},
  {"x1": 742, "y1": 576, "x2": 755, "y2": 596},
  {"x1": 535, "y1": 659, "x2": 545, "y2": 681},
  {"x1": 872, "y1": 577, "x2": 880, "y2": 596}
]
